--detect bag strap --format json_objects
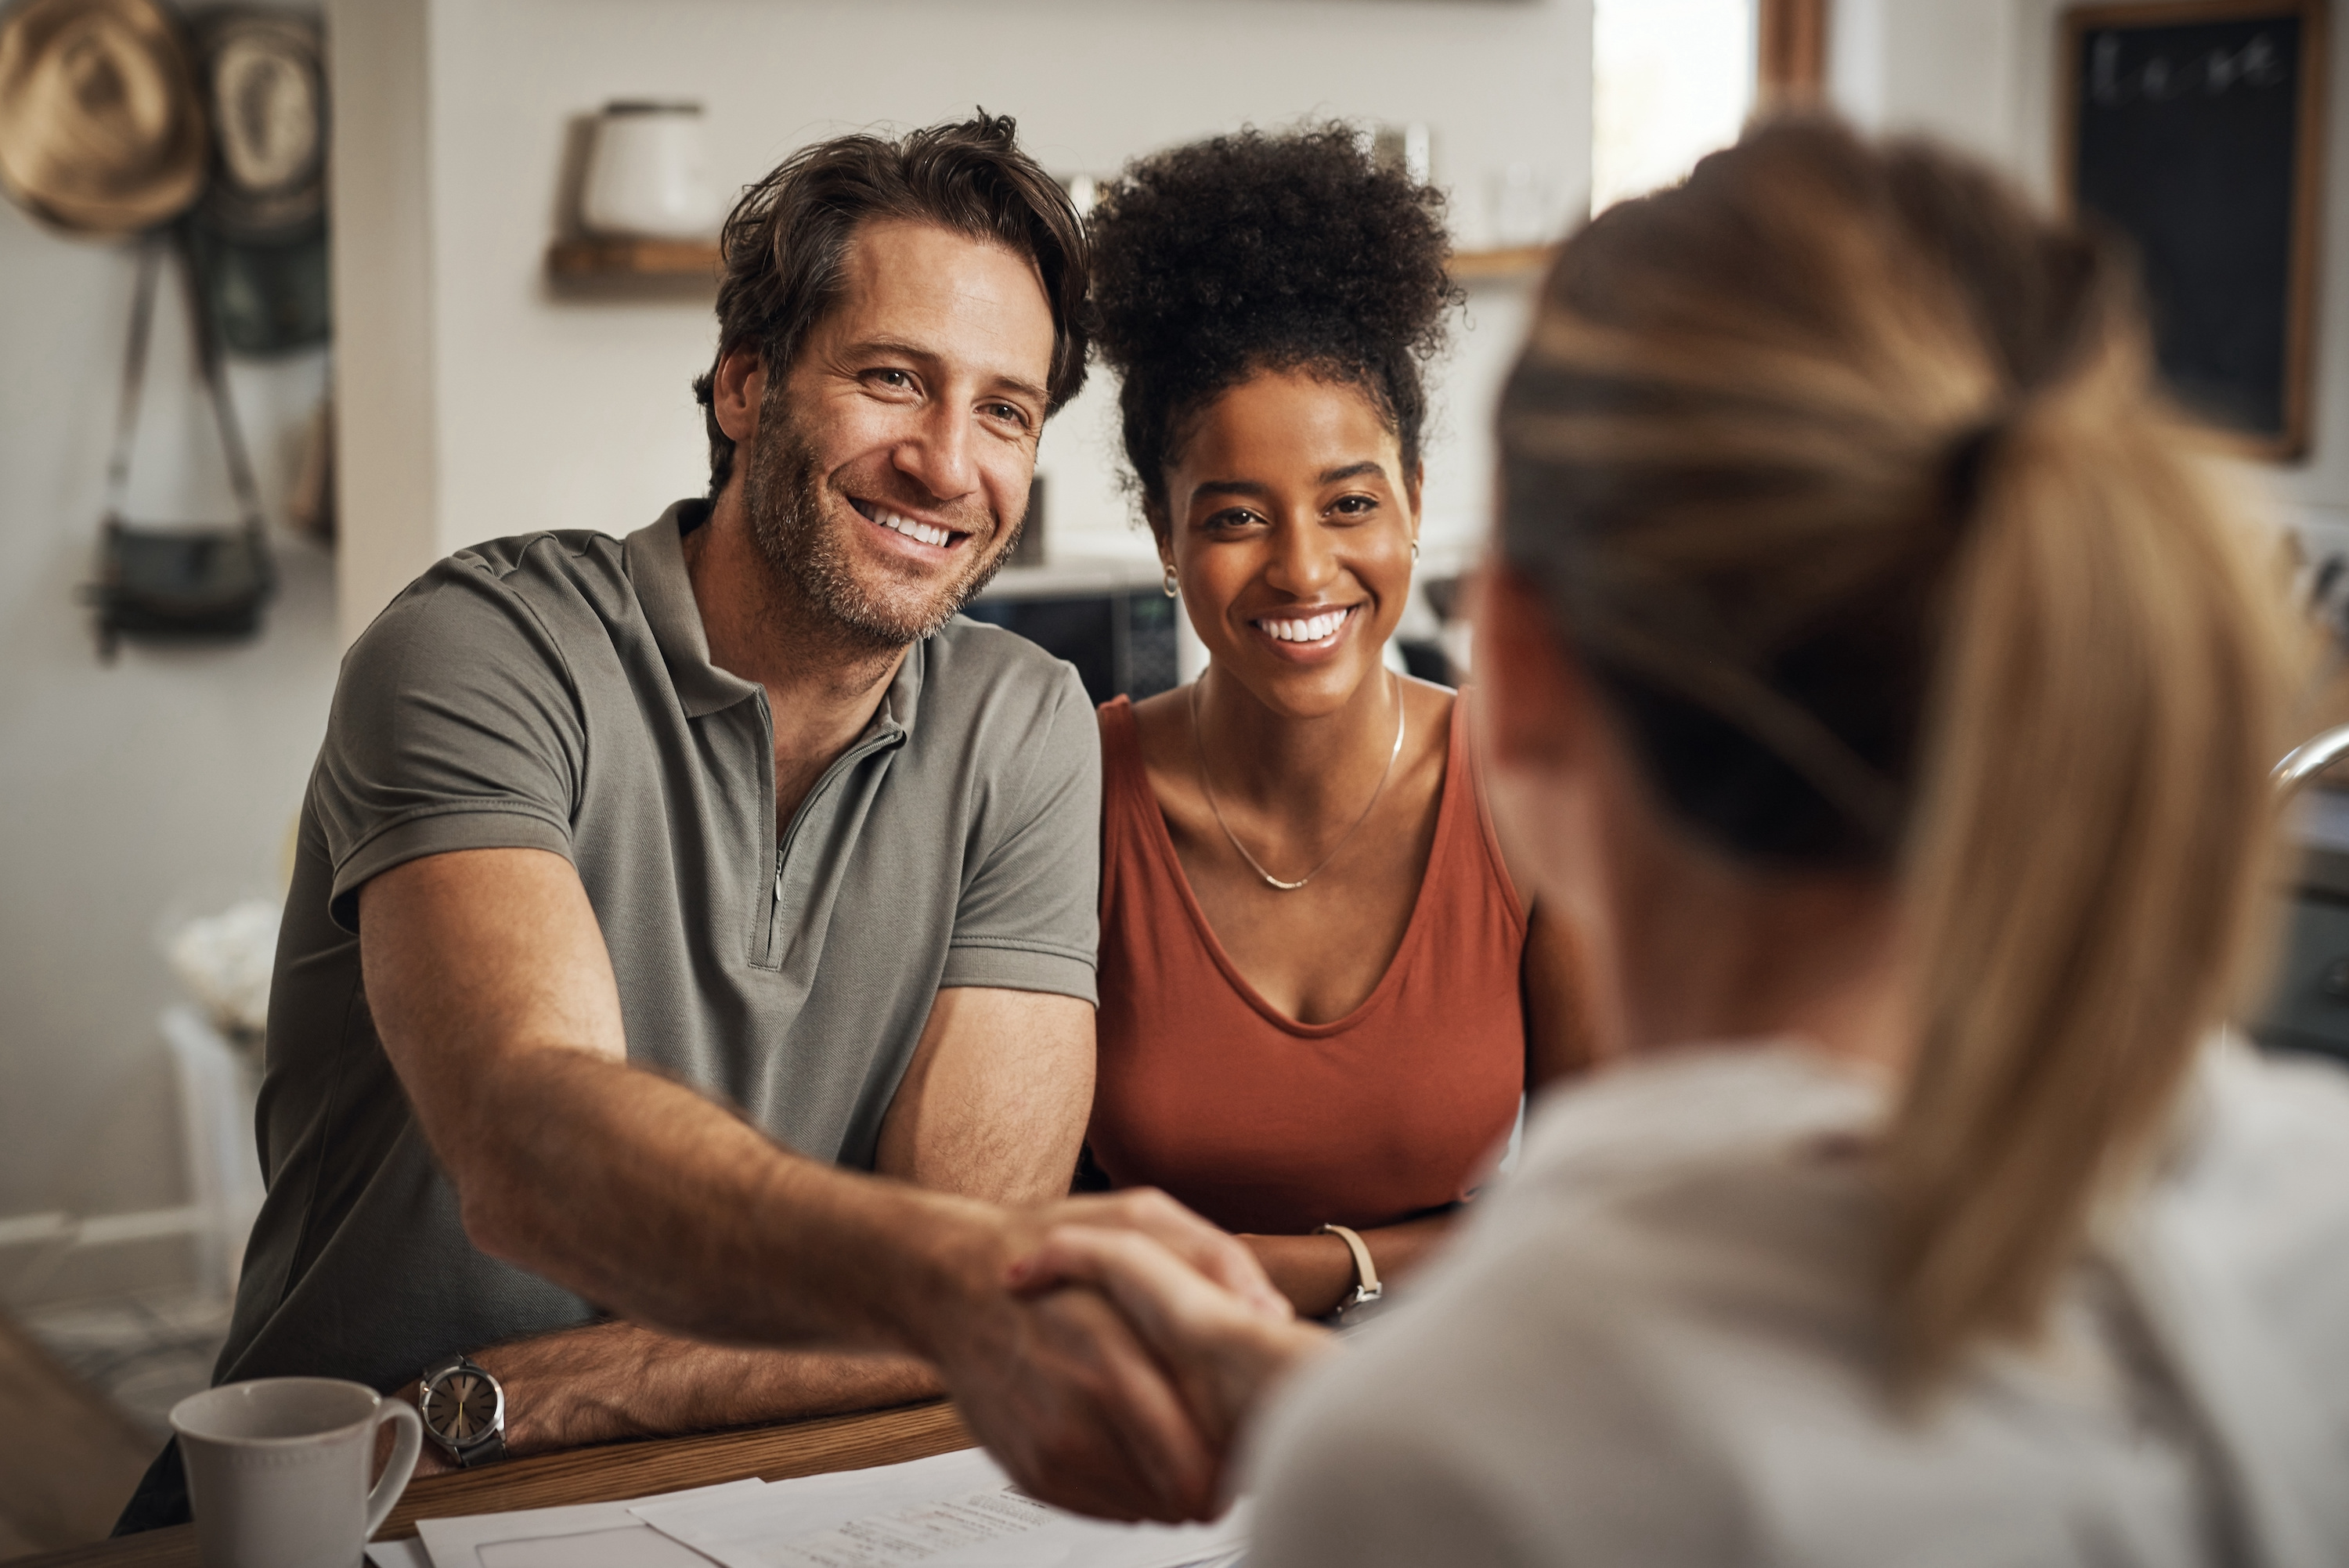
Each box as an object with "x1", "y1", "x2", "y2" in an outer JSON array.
[
  {"x1": 102, "y1": 236, "x2": 164, "y2": 524},
  {"x1": 175, "y1": 225, "x2": 267, "y2": 537},
  {"x1": 103, "y1": 227, "x2": 269, "y2": 539}
]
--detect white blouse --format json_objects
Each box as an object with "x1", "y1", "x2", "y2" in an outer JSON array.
[{"x1": 1245, "y1": 1040, "x2": 2349, "y2": 1567}]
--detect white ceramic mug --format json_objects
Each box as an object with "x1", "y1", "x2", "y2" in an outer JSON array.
[
  {"x1": 581, "y1": 100, "x2": 720, "y2": 240},
  {"x1": 171, "y1": 1377, "x2": 423, "y2": 1568}
]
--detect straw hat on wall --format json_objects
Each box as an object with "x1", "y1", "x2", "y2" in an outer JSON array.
[
  {"x1": 193, "y1": 7, "x2": 322, "y2": 241},
  {"x1": 0, "y1": 0, "x2": 207, "y2": 236},
  {"x1": 185, "y1": 8, "x2": 327, "y2": 353}
]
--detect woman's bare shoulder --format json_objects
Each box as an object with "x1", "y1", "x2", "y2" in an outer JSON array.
[
  {"x1": 1121, "y1": 687, "x2": 1195, "y2": 795},
  {"x1": 1397, "y1": 676, "x2": 1458, "y2": 787}
]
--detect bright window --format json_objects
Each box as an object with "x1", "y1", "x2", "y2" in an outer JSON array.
[{"x1": 1592, "y1": 0, "x2": 1758, "y2": 214}]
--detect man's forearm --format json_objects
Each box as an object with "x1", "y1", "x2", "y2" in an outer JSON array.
[
  {"x1": 363, "y1": 851, "x2": 998, "y2": 1363},
  {"x1": 455, "y1": 1044, "x2": 1001, "y2": 1361},
  {"x1": 438, "y1": 1059, "x2": 1268, "y2": 1519},
  {"x1": 474, "y1": 1321, "x2": 940, "y2": 1454},
  {"x1": 362, "y1": 852, "x2": 1262, "y2": 1520}
]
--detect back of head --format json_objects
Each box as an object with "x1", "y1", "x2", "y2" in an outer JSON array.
[
  {"x1": 1086, "y1": 124, "x2": 1460, "y2": 516},
  {"x1": 1496, "y1": 117, "x2": 2303, "y2": 1384},
  {"x1": 691, "y1": 112, "x2": 1089, "y2": 497}
]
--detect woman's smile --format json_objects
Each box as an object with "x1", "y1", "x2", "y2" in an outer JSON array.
[{"x1": 1249, "y1": 604, "x2": 1362, "y2": 659}]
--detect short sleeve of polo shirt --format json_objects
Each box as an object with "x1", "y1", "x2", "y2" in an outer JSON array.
[
  {"x1": 936, "y1": 659, "x2": 1102, "y2": 1005},
  {"x1": 312, "y1": 555, "x2": 583, "y2": 932}
]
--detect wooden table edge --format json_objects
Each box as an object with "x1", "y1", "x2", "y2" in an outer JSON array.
[{"x1": 15, "y1": 1398, "x2": 973, "y2": 1566}]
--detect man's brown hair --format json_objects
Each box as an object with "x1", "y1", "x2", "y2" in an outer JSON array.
[{"x1": 691, "y1": 111, "x2": 1090, "y2": 498}]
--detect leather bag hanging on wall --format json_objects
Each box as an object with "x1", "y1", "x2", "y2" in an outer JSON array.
[{"x1": 87, "y1": 228, "x2": 275, "y2": 660}]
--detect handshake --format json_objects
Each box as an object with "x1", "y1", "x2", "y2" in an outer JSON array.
[{"x1": 927, "y1": 1189, "x2": 1337, "y2": 1525}]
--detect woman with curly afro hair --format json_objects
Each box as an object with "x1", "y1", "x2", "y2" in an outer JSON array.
[{"x1": 1081, "y1": 125, "x2": 1594, "y2": 1319}]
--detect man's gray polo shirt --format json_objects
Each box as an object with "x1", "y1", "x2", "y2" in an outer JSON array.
[{"x1": 217, "y1": 499, "x2": 1100, "y2": 1393}]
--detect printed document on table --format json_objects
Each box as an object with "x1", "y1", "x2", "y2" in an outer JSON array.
[
  {"x1": 410, "y1": 1477, "x2": 763, "y2": 1567},
  {"x1": 633, "y1": 1446, "x2": 1251, "y2": 1568}
]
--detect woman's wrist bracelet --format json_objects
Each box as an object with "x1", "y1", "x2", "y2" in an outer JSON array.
[{"x1": 1315, "y1": 1223, "x2": 1383, "y2": 1310}]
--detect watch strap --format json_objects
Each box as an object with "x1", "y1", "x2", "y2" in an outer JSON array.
[{"x1": 1316, "y1": 1223, "x2": 1383, "y2": 1309}]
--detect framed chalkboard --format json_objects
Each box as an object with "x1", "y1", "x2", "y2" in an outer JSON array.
[{"x1": 2061, "y1": 1, "x2": 2327, "y2": 460}]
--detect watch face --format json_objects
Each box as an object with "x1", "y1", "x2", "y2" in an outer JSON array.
[{"x1": 424, "y1": 1368, "x2": 500, "y2": 1444}]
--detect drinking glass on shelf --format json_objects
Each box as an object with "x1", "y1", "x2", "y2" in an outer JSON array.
[{"x1": 581, "y1": 101, "x2": 720, "y2": 241}]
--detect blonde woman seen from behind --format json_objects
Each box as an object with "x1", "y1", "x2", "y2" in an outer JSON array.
[{"x1": 1012, "y1": 120, "x2": 2349, "y2": 1564}]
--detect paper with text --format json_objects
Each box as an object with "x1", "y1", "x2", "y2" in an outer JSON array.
[
  {"x1": 413, "y1": 1477, "x2": 761, "y2": 1567},
  {"x1": 634, "y1": 1447, "x2": 1249, "y2": 1568}
]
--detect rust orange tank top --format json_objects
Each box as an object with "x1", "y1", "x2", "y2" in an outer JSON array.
[{"x1": 1088, "y1": 693, "x2": 1528, "y2": 1236}]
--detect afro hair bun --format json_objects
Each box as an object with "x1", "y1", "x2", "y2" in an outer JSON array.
[{"x1": 1087, "y1": 124, "x2": 1462, "y2": 506}]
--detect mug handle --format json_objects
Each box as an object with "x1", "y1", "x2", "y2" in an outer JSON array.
[{"x1": 364, "y1": 1401, "x2": 424, "y2": 1539}]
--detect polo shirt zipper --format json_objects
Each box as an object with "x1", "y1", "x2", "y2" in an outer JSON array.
[{"x1": 761, "y1": 727, "x2": 903, "y2": 968}]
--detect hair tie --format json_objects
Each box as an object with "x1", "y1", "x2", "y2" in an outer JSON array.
[{"x1": 1943, "y1": 417, "x2": 2008, "y2": 525}]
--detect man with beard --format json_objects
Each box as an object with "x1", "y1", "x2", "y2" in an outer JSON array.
[{"x1": 116, "y1": 114, "x2": 1280, "y2": 1536}]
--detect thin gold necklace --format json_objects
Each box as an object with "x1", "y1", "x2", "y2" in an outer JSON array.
[{"x1": 1190, "y1": 669, "x2": 1405, "y2": 892}]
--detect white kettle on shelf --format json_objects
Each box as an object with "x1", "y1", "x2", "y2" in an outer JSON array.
[{"x1": 580, "y1": 100, "x2": 720, "y2": 241}]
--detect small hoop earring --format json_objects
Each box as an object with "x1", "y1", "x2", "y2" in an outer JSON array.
[
  {"x1": 1410, "y1": 537, "x2": 1420, "y2": 563},
  {"x1": 1162, "y1": 562, "x2": 1179, "y2": 599}
]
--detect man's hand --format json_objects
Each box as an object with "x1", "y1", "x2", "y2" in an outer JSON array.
[
  {"x1": 909, "y1": 1188, "x2": 1294, "y2": 1522},
  {"x1": 1027, "y1": 1190, "x2": 1294, "y2": 1321},
  {"x1": 1005, "y1": 1202, "x2": 1333, "y2": 1456},
  {"x1": 930, "y1": 1283, "x2": 1215, "y2": 1522}
]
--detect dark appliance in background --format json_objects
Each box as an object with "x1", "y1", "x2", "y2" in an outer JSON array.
[
  {"x1": 965, "y1": 477, "x2": 1184, "y2": 705},
  {"x1": 1395, "y1": 640, "x2": 1454, "y2": 687},
  {"x1": 2253, "y1": 796, "x2": 2349, "y2": 1070},
  {"x1": 2257, "y1": 572, "x2": 2349, "y2": 1070},
  {"x1": 964, "y1": 591, "x2": 1181, "y2": 708},
  {"x1": 2253, "y1": 891, "x2": 2349, "y2": 1067},
  {"x1": 1404, "y1": 574, "x2": 1466, "y2": 688}
]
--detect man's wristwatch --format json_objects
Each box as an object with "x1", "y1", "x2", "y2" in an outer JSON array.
[
  {"x1": 1315, "y1": 1224, "x2": 1384, "y2": 1313},
  {"x1": 418, "y1": 1354, "x2": 507, "y2": 1467}
]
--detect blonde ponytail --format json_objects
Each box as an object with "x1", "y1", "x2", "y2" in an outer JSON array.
[
  {"x1": 1496, "y1": 117, "x2": 2307, "y2": 1389},
  {"x1": 1890, "y1": 365, "x2": 2298, "y2": 1380}
]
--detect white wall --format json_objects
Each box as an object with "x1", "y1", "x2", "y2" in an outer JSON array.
[
  {"x1": 334, "y1": 0, "x2": 1595, "y2": 630},
  {"x1": 0, "y1": 203, "x2": 339, "y2": 1302},
  {"x1": 1831, "y1": 0, "x2": 2349, "y2": 546},
  {"x1": 1830, "y1": 0, "x2": 2020, "y2": 160},
  {"x1": 329, "y1": 0, "x2": 440, "y2": 652}
]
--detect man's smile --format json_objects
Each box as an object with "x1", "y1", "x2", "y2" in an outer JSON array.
[{"x1": 850, "y1": 496, "x2": 974, "y2": 551}]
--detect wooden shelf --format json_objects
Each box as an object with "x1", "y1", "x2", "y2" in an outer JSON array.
[
  {"x1": 547, "y1": 236, "x2": 720, "y2": 279},
  {"x1": 1449, "y1": 244, "x2": 1555, "y2": 282}
]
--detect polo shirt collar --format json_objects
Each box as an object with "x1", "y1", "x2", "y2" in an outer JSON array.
[
  {"x1": 626, "y1": 500, "x2": 762, "y2": 718},
  {"x1": 625, "y1": 499, "x2": 927, "y2": 738}
]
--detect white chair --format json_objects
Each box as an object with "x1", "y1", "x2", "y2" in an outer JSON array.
[{"x1": 160, "y1": 1007, "x2": 265, "y2": 1303}]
